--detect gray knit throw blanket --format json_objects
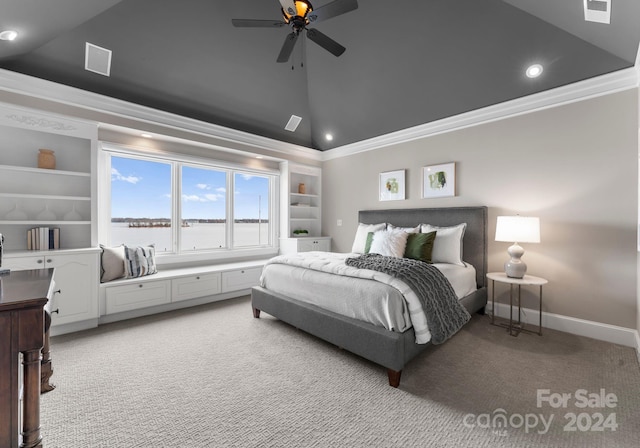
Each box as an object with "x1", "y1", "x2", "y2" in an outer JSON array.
[{"x1": 345, "y1": 253, "x2": 471, "y2": 344}]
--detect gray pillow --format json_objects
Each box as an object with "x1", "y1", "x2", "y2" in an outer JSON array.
[{"x1": 100, "y1": 244, "x2": 126, "y2": 283}]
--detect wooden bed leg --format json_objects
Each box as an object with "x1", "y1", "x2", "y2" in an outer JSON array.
[
  {"x1": 252, "y1": 307, "x2": 261, "y2": 318},
  {"x1": 387, "y1": 369, "x2": 402, "y2": 388}
]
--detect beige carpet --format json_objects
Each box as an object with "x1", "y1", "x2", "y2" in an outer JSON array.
[{"x1": 42, "y1": 296, "x2": 640, "y2": 447}]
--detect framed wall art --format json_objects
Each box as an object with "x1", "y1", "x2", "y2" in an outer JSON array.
[
  {"x1": 379, "y1": 169, "x2": 405, "y2": 201},
  {"x1": 422, "y1": 162, "x2": 455, "y2": 198}
]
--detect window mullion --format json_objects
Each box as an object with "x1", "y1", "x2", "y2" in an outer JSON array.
[
  {"x1": 173, "y1": 163, "x2": 181, "y2": 254},
  {"x1": 227, "y1": 170, "x2": 234, "y2": 249}
]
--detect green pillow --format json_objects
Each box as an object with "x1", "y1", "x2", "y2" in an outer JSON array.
[
  {"x1": 364, "y1": 231, "x2": 375, "y2": 253},
  {"x1": 404, "y1": 231, "x2": 436, "y2": 262}
]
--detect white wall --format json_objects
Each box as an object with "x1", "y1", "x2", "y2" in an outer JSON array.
[{"x1": 322, "y1": 89, "x2": 639, "y2": 329}]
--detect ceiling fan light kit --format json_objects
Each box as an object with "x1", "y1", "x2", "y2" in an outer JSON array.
[
  {"x1": 232, "y1": 0, "x2": 358, "y2": 63},
  {"x1": 281, "y1": 0, "x2": 313, "y2": 25}
]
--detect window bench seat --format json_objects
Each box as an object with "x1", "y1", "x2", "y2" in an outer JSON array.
[{"x1": 98, "y1": 259, "x2": 269, "y2": 324}]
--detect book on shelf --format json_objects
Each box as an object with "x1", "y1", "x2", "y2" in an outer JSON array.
[{"x1": 27, "y1": 227, "x2": 60, "y2": 250}]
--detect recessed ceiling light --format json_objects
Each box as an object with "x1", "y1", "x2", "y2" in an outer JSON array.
[
  {"x1": 0, "y1": 30, "x2": 18, "y2": 41},
  {"x1": 325, "y1": 133, "x2": 334, "y2": 141},
  {"x1": 526, "y1": 64, "x2": 543, "y2": 78},
  {"x1": 141, "y1": 133, "x2": 153, "y2": 138}
]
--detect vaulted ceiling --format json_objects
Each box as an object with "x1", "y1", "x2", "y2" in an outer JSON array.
[{"x1": 0, "y1": 0, "x2": 638, "y2": 151}]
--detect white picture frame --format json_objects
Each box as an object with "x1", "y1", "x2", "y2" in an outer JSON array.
[
  {"x1": 379, "y1": 169, "x2": 405, "y2": 201},
  {"x1": 422, "y1": 162, "x2": 456, "y2": 199}
]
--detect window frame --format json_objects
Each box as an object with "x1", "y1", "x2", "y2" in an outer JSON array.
[{"x1": 99, "y1": 142, "x2": 279, "y2": 264}]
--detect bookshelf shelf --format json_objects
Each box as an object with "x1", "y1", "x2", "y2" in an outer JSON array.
[{"x1": 0, "y1": 103, "x2": 97, "y2": 251}]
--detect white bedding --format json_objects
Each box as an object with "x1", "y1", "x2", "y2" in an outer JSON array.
[{"x1": 260, "y1": 251, "x2": 477, "y2": 344}]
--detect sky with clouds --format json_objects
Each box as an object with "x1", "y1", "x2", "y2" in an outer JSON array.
[{"x1": 111, "y1": 156, "x2": 269, "y2": 220}]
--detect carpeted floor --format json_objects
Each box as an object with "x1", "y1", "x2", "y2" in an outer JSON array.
[{"x1": 42, "y1": 295, "x2": 640, "y2": 447}]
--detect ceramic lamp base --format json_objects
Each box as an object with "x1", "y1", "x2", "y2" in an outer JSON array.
[
  {"x1": 504, "y1": 242, "x2": 527, "y2": 278},
  {"x1": 504, "y1": 260, "x2": 527, "y2": 278}
]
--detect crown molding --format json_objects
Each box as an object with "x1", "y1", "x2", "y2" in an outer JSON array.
[
  {"x1": 0, "y1": 67, "x2": 636, "y2": 165},
  {"x1": 322, "y1": 67, "x2": 639, "y2": 161},
  {"x1": 0, "y1": 69, "x2": 322, "y2": 162}
]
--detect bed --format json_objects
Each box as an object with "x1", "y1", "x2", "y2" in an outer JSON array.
[{"x1": 251, "y1": 206, "x2": 488, "y2": 387}]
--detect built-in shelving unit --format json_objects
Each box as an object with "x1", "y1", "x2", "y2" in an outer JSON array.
[
  {"x1": 0, "y1": 103, "x2": 98, "y2": 251},
  {"x1": 279, "y1": 162, "x2": 330, "y2": 253}
]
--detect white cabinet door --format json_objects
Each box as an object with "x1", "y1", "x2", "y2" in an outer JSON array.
[
  {"x1": 312, "y1": 239, "x2": 331, "y2": 251},
  {"x1": 281, "y1": 237, "x2": 331, "y2": 253},
  {"x1": 3, "y1": 252, "x2": 99, "y2": 326},
  {"x1": 46, "y1": 253, "x2": 99, "y2": 326},
  {"x1": 297, "y1": 239, "x2": 316, "y2": 252}
]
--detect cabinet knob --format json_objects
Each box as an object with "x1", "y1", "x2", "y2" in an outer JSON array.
[
  {"x1": 196, "y1": 276, "x2": 200, "y2": 280},
  {"x1": 46, "y1": 259, "x2": 53, "y2": 263},
  {"x1": 241, "y1": 270, "x2": 245, "y2": 274},
  {"x1": 54, "y1": 289, "x2": 61, "y2": 295},
  {"x1": 37, "y1": 259, "x2": 43, "y2": 264},
  {"x1": 51, "y1": 308, "x2": 60, "y2": 315},
  {"x1": 139, "y1": 284, "x2": 143, "y2": 288}
]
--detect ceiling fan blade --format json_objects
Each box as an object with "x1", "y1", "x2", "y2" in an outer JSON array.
[
  {"x1": 231, "y1": 19, "x2": 286, "y2": 28},
  {"x1": 277, "y1": 32, "x2": 299, "y2": 63},
  {"x1": 306, "y1": 28, "x2": 346, "y2": 57},
  {"x1": 308, "y1": 0, "x2": 358, "y2": 24},
  {"x1": 278, "y1": 0, "x2": 297, "y2": 16}
]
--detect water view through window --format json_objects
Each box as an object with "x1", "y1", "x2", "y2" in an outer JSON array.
[
  {"x1": 110, "y1": 155, "x2": 272, "y2": 252},
  {"x1": 111, "y1": 156, "x2": 172, "y2": 250}
]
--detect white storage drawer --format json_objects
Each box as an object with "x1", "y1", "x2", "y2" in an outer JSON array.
[
  {"x1": 221, "y1": 267, "x2": 262, "y2": 293},
  {"x1": 2, "y1": 255, "x2": 48, "y2": 270},
  {"x1": 172, "y1": 272, "x2": 221, "y2": 302},
  {"x1": 105, "y1": 280, "x2": 171, "y2": 314}
]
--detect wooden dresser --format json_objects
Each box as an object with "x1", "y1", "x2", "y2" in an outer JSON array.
[{"x1": 0, "y1": 269, "x2": 54, "y2": 448}]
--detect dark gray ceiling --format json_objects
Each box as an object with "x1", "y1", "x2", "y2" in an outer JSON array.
[{"x1": 0, "y1": 0, "x2": 638, "y2": 151}]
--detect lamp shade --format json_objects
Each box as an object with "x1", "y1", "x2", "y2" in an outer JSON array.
[{"x1": 495, "y1": 216, "x2": 540, "y2": 243}]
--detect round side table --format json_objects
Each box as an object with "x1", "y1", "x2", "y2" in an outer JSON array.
[{"x1": 487, "y1": 272, "x2": 548, "y2": 336}]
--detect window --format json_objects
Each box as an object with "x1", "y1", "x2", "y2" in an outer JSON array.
[
  {"x1": 233, "y1": 172, "x2": 270, "y2": 247},
  {"x1": 105, "y1": 149, "x2": 277, "y2": 259},
  {"x1": 111, "y1": 156, "x2": 173, "y2": 251},
  {"x1": 180, "y1": 165, "x2": 227, "y2": 251}
]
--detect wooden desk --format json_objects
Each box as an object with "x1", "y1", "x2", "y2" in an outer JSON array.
[{"x1": 0, "y1": 269, "x2": 54, "y2": 448}]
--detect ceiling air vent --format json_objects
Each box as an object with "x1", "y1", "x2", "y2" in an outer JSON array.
[
  {"x1": 284, "y1": 115, "x2": 302, "y2": 132},
  {"x1": 85, "y1": 42, "x2": 112, "y2": 76},
  {"x1": 584, "y1": 0, "x2": 611, "y2": 24}
]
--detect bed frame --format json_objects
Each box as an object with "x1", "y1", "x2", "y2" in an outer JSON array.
[{"x1": 251, "y1": 206, "x2": 488, "y2": 387}]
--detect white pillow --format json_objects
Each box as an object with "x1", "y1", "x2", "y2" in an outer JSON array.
[
  {"x1": 387, "y1": 223, "x2": 420, "y2": 233},
  {"x1": 351, "y1": 222, "x2": 386, "y2": 253},
  {"x1": 124, "y1": 244, "x2": 158, "y2": 278},
  {"x1": 100, "y1": 244, "x2": 126, "y2": 283},
  {"x1": 420, "y1": 223, "x2": 467, "y2": 266},
  {"x1": 369, "y1": 228, "x2": 410, "y2": 258}
]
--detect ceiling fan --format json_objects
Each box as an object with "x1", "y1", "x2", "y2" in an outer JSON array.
[{"x1": 232, "y1": 0, "x2": 358, "y2": 63}]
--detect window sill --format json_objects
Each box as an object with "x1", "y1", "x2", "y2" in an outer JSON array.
[{"x1": 155, "y1": 247, "x2": 278, "y2": 267}]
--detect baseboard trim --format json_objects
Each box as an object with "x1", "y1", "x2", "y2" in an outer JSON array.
[
  {"x1": 99, "y1": 289, "x2": 250, "y2": 325},
  {"x1": 50, "y1": 319, "x2": 99, "y2": 337},
  {"x1": 488, "y1": 302, "x2": 638, "y2": 348},
  {"x1": 635, "y1": 330, "x2": 640, "y2": 366}
]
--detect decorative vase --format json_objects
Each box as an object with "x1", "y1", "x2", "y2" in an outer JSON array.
[
  {"x1": 298, "y1": 183, "x2": 306, "y2": 194},
  {"x1": 38, "y1": 149, "x2": 56, "y2": 169}
]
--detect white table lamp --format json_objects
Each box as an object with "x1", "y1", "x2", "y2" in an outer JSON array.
[{"x1": 495, "y1": 216, "x2": 540, "y2": 278}]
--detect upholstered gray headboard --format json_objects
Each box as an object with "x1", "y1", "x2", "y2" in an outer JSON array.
[{"x1": 359, "y1": 207, "x2": 488, "y2": 288}]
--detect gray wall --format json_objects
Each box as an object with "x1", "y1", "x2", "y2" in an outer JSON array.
[{"x1": 322, "y1": 89, "x2": 639, "y2": 330}]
